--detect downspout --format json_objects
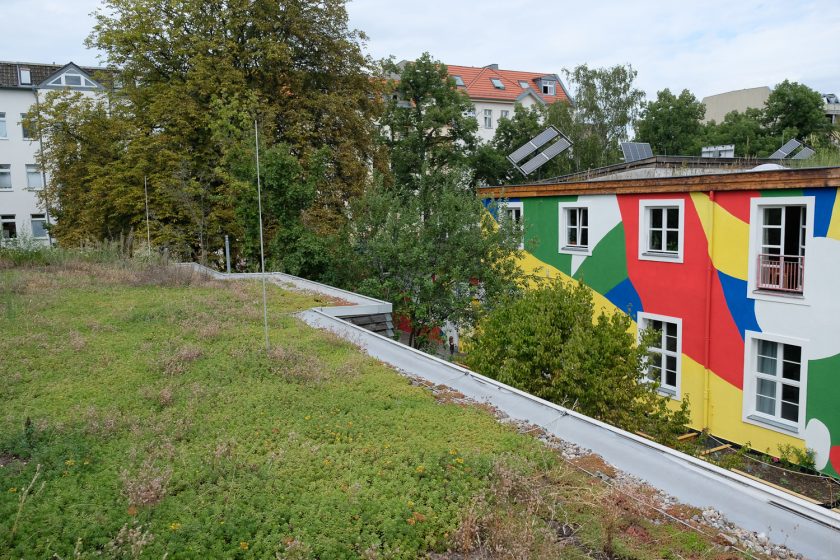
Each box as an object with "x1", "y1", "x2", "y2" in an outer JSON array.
[
  {"x1": 702, "y1": 190, "x2": 716, "y2": 430},
  {"x1": 33, "y1": 88, "x2": 54, "y2": 247}
]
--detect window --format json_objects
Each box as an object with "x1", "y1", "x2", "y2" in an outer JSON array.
[
  {"x1": 500, "y1": 110, "x2": 509, "y2": 120},
  {"x1": 0, "y1": 164, "x2": 10, "y2": 189},
  {"x1": 542, "y1": 80, "x2": 556, "y2": 95},
  {"x1": 638, "y1": 199, "x2": 685, "y2": 263},
  {"x1": 748, "y1": 196, "x2": 813, "y2": 302},
  {"x1": 21, "y1": 113, "x2": 33, "y2": 140},
  {"x1": 48, "y1": 73, "x2": 96, "y2": 87},
  {"x1": 0, "y1": 112, "x2": 6, "y2": 139},
  {"x1": 19, "y1": 68, "x2": 31, "y2": 85},
  {"x1": 483, "y1": 109, "x2": 492, "y2": 129},
  {"x1": 30, "y1": 214, "x2": 47, "y2": 238},
  {"x1": 453, "y1": 75, "x2": 464, "y2": 87},
  {"x1": 1, "y1": 215, "x2": 16, "y2": 241},
  {"x1": 490, "y1": 77, "x2": 505, "y2": 90},
  {"x1": 743, "y1": 332, "x2": 806, "y2": 433},
  {"x1": 26, "y1": 165, "x2": 42, "y2": 189},
  {"x1": 518, "y1": 80, "x2": 529, "y2": 89},
  {"x1": 501, "y1": 201, "x2": 523, "y2": 249},
  {"x1": 639, "y1": 313, "x2": 682, "y2": 397},
  {"x1": 557, "y1": 202, "x2": 591, "y2": 255}
]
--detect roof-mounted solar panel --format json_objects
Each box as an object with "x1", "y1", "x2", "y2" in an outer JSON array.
[
  {"x1": 620, "y1": 142, "x2": 653, "y2": 162},
  {"x1": 768, "y1": 139, "x2": 801, "y2": 159},
  {"x1": 792, "y1": 146, "x2": 815, "y2": 160},
  {"x1": 508, "y1": 127, "x2": 559, "y2": 164}
]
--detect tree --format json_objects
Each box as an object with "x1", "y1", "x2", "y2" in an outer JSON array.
[
  {"x1": 764, "y1": 80, "x2": 831, "y2": 142},
  {"x1": 558, "y1": 64, "x2": 646, "y2": 169},
  {"x1": 35, "y1": 0, "x2": 384, "y2": 266},
  {"x1": 347, "y1": 183, "x2": 525, "y2": 349},
  {"x1": 465, "y1": 280, "x2": 691, "y2": 444},
  {"x1": 471, "y1": 104, "x2": 547, "y2": 186},
  {"x1": 382, "y1": 53, "x2": 478, "y2": 197},
  {"x1": 698, "y1": 108, "x2": 779, "y2": 157},
  {"x1": 635, "y1": 89, "x2": 705, "y2": 156}
]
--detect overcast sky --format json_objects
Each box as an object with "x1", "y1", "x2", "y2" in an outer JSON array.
[{"x1": 4, "y1": 0, "x2": 838, "y2": 100}]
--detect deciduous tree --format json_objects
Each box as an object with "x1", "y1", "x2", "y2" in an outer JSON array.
[{"x1": 635, "y1": 89, "x2": 705, "y2": 156}]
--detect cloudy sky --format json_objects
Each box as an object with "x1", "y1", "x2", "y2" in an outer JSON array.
[{"x1": 5, "y1": 0, "x2": 838, "y2": 99}]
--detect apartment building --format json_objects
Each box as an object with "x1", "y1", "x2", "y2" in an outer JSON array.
[{"x1": 0, "y1": 61, "x2": 107, "y2": 245}]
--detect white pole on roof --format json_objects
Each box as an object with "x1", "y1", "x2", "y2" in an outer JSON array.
[
  {"x1": 144, "y1": 175, "x2": 151, "y2": 258},
  {"x1": 255, "y1": 119, "x2": 270, "y2": 352}
]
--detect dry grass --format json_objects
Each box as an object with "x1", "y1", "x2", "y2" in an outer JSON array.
[
  {"x1": 120, "y1": 458, "x2": 172, "y2": 508},
  {"x1": 160, "y1": 345, "x2": 203, "y2": 376}
]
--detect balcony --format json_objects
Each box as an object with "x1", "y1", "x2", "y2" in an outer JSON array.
[{"x1": 757, "y1": 253, "x2": 804, "y2": 294}]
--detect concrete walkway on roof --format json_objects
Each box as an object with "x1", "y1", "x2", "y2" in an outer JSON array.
[{"x1": 184, "y1": 263, "x2": 840, "y2": 560}]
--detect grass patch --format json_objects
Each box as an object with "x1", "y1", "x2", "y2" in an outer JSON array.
[{"x1": 0, "y1": 261, "x2": 748, "y2": 559}]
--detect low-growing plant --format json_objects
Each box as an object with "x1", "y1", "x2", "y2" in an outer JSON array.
[{"x1": 777, "y1": 444, "x2": 817, "y2": 472}]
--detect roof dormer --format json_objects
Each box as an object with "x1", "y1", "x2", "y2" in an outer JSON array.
[{"x1": 40, "y1": 63, "x2": 102, "y2": 90}]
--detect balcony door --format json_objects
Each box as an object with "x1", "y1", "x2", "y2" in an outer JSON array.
[{"x1": 758, "y1": 206, "x2": 805, "y2": 293}]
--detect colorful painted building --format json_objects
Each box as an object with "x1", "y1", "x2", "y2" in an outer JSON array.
[{"x1": 480, "y1": 161, "x2": 840, "y2": 478}]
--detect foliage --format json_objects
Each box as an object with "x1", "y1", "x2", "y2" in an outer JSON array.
[
  {"x1": 763, "y1": 80, "x2": 833, "y2": 142},
  {"x1": 698, "y1": 107, "x2": 780, "y2": 157},
  {"x1": 776, "y1": 444, "x2": 817, "y2": 472},
  {"x1": 464, "y1": 280, "x2": 691, "y2": 443},
  {"x1": 33, "y1": 0, "x2": 384, "y2": 266},
  {"x1": 381, "y1": 53, "x2": 478, "y2": 196},
  {"x1": 635, "y1": 89, "x2": 706, "y2": 156},
  {"x1": 346, "y1": 182, "x2": 526, "y2": 348}
]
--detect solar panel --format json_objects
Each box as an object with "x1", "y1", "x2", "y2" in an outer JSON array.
[
  {"x1": 620, "y1": 142, "x2": 653, "y2": 162},
  {"x1": 518, "y1": 136, "x2": 572, "y2": 175},
  {"x1": 792, "y1": 146, "x2": 815, "y2": 160},
  {"x1": 768, "y1": 139, "x2": 801, "y2": 159},
  {"x1": 508, "y1": 127, "x2": 560, "y2": 164}
]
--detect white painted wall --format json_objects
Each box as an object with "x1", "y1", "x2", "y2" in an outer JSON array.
[
  {"x1": 472, "y1": 96, "x2": 541, "y2": 143},
  {"x1": 0, "y1": 88, "x2": 48, "y2": 244}
]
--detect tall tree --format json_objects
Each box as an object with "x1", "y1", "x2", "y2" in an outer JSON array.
[
  {"x1": 698, "y1": 108, "x2": 779, "y2": 158},
  {"x1": 635, "y1": 88, "x2": 705, "y2": 156},
  {"x1": 763, "y1": 80, "x2": 832, "y2": 143},
  {"x1": 381, "y1": 53, "x2": 477, "y2": 197}
]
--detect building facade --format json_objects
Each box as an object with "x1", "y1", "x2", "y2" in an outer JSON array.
[
  {"x1": 481, "y1": 163, "x2": 840, "y2": 478},
  {"x1": 445, "y1": 64, "x2": 571, "y2": 142},
  {"x1": 0, "y1": 61, "x2": 107, "y2": 245}
]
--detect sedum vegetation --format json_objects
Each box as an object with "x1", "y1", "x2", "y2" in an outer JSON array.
[{"x1": 0, "y1": 256, "x2": 741, "y2": 559}]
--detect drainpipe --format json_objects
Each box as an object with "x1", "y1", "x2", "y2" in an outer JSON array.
[
  {"x1": 702, "y1": 190, "x2": 716, "y2": 430},
  {"x1": 32, "y1": 88, "x2": 54, "y2": 247}
]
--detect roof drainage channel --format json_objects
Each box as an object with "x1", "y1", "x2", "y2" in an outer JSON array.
[
  {"x1": 299, "y1": 308, "x2": 840, "y2": 560},
  {"x1": 181, "y1": 263, "x2": 839, "y2": 559}
]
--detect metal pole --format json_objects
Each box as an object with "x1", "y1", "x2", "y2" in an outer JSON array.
[
  {"x1": 255, "y1": 119, "x2": 270, "y2": 352},
  {"x1": 144, "y1": 175, "x2": 151, "y2": 258},
  {"x1": 224, "y1": 235, "x2": 231, "y2": 274}
]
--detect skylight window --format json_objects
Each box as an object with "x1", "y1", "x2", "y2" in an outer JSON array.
[
  {"x1": 491, "y1": 78, "x2": 505, "y2": 90},
  {"x1": 518, "y1": 80, "x2": 529, "y2": 88},
  {"x1": 453, "y1": 75, "x2": 464, "y2": 87},
  {"x1": 19, "y1": 68, "x2": 31, "y2": 85}
]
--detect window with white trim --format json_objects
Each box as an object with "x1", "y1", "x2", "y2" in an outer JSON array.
[
  {"x1": 0, "y1": 164, "x2": 11, "y2": 189},
  {"x1": 21, "y1": 113, "x2": 34, "y2": 140},
  {"x1": 500, "y1": 110, "x2": 509, "y2": 120},
  {"x1": 19, "y1": 68, "x2": 31, "y2": 85},
  {"x1": 483, "y1": 109, "x2": 492, "y2": 129},
  {"x1": 1, "y1": 215, "x2": 16, "y2": 241},
  {"x1": 542, "y1": 80, "x2": 556, "y2": 95},
  {"x1": 26, "y1": 165, "x2": 42, "y2": 189},
  {"x1": 558, "y1": 202, "x2": 591, "y2": 255},
  {"x1": 638, "y1": 199, "x2": 684, "y2": 263},
  {"x1": 638, "y1": 313, "x2": 681, "y2": 397},
  {"x1": 30, "y1": 214, "x2": 47, "y2": 238},
  {"x1": 743, "y1": 332, "x2": 806, "y2": 433},
  {"x1": 0, "y1": 113, "x2": 7, "y2": 139},
  {"x1": 501, "y1": 201, "x2": 523, "y2": 249},
  {"x1": 48, "y1": 73, "x2": 96, "y2": 87}
]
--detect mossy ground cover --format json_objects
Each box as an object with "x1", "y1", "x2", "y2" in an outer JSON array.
[{"x1": 0, "y1": 262, "x2": 745, "y2": 559}]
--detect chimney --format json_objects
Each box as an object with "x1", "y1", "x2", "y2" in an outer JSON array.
[{"x1": 485, "y1": 64, "x2": 499, "y2": 70}]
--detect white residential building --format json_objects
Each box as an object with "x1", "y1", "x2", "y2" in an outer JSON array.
[{"x1": 0, "y1": 61, "x2": 107, "y2": 245}]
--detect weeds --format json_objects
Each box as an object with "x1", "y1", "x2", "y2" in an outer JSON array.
[
  {"x1": 120, "y1": 458, "x2": 172, "y2": 507},
  {"x1": 106, "y1": 522, "x2": 155, "y2": 559},
  {"x1": 10, "y1": 464, "x2": 44, "y2": 541}
]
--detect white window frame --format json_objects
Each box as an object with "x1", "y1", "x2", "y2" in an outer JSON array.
[
  {"x1": 500, "y1": 201, "x2": 524, "y2": 249},
  {"x1": 742, "y1": 330, "x2": 808, "y2": 435},
  {"x1": 1, "y1": 214, "x2": 17, "y2": 242},
  {"x1": 20, "y1": 113, "x2": 34, "y2": 140},
  {"x1": 542, "y1": 80, "x2": 556, "y2": 95},
  {"x1": 0, "y1": 112, "x2": 7, "y2": 139},
  {"x1": 500, "y1": 110, "x2": 509, "y2": 120},
  {"x1": 747, "y1": 196, "x2": 814, "y2": 306},
  {"x1": 30, "y1": 214, "x2": 48, "y2": 239},
  {"x1": 26, "y1": 164, "x2": 43, "y2": 190},
  {"x1": 0, "y1": 164, "x2": 11, "y2": 190},
  {"x1": 637, "y1": 312, "x2": 682, "y2": 399},
  {"x1": 638, "y1": 199, "x2": 685, "y2": 263},
  {"x1": 557, "y1": 201, "x2": 592, "y2": 256},
  {"x1": 19, "y1": 68, "x2": 31, "y2": 85},
  {"x1": 483, "y1": 109, "x2": 492, "y2": 129}
]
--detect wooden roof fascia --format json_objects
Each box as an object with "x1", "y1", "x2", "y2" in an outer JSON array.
[{"x1": 478, "y1": 167, "x2": 840, "y2": 198}]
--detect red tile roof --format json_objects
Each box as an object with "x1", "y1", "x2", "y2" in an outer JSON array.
[{"x1": 446, "y1": 64, "x2": 570, "y2": 105}]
